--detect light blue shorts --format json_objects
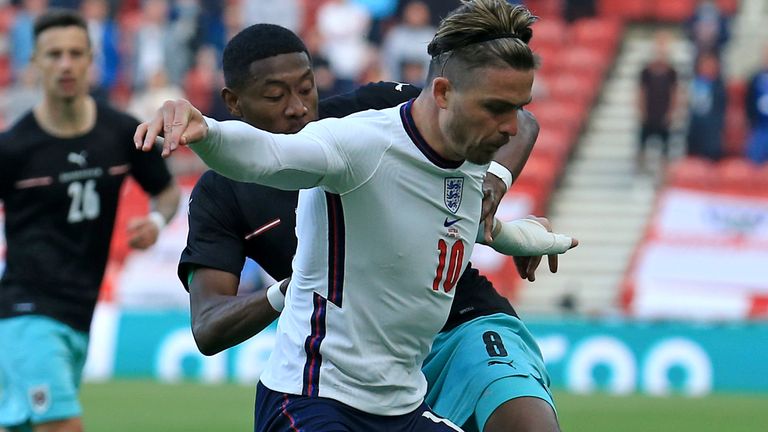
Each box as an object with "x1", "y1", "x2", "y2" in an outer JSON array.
[
  {"x1": 0, "y1": 316, "x2": 89, "y2": 428},
  {"x1": 423, "y1": 313, "x2": 555, "y2": 432}
]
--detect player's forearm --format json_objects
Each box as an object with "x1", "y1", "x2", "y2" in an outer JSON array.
[
  {"x1": 189, "y1": 118, "x2": 329, "y2": 190},
  {"x1": 192, "y1": 292, "x2": 279, "y2": 356},
  {"x1": 149, "y1": 181, "x2": 180, "y2": 225},
  {"x1": 190, "y1": 270, "x2": 280, "y2": 355}
]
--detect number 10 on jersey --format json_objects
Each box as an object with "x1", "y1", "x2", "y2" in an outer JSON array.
[{"x1": 432, "y1": 239, "x2": 465, "y2": 293}]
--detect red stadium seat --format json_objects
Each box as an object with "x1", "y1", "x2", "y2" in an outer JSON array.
[
  {"x1": 548, "y1": 73, "x2": 598, "y2": 106},
  {"x1": 665, "y1": 157, "x2": 717, "y2": 190},
  {"x1": 530, "y1": 19, "x2": 567, "y2": 50},
  {"x1": 570, "y1": 17, "x2": 623, "y2": 54},
  {"x1": 724, "y1": 80, "x2": 748, "y2": 156},
  {"x1": 717, "y1": 0, "x2": 740, "y2": 15},
  {"x1": 597, "y1": 0, "x2": 650, "y2": 21},
  {"x1": 653, "y1": 0, "x2": 696, "y2": 22},
  {"x1": 0, "y1": 6, "x2": 16, "y2": 34},
  {"x1": 0, "y1": 57, "x2": 12, "y2": 88},
  {"x1": 715, "y1": 157, "x2": 759, "y2": 192},
  {"x1": 554, "y1": 45, "x2": 611, "y2": 78}
]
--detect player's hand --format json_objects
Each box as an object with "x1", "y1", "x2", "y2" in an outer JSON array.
[
  {"x1": 134, "y1": 99, "x2": 209, "y2": 158},
  {"x1": 481, "y1": 173, "x2": 506, "y2": 243},
  {"x1": 514, "y1": 216, "x2": 578, "y2": 282},
  {"x1": 126, "y1": 216, "x2": 161, "y2": 250}
]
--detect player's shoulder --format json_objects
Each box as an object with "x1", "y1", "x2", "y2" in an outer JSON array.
[
  {"x1": 0, "y1": 111, "x2": 38, "y2": 152},
  {"x1": 354, "y1": 81, "x2": 421, "y2": 101},
  {"x1": 95, "y1": 102, "x2": 140, "y2": 129}
]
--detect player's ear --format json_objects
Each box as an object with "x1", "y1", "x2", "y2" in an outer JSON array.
[
  {"x1": 221, "y1": 87, "x2": 242, "y2": 117},
  {"x1": 432, "y1": 77, "x2": 451, "y2": 110}
]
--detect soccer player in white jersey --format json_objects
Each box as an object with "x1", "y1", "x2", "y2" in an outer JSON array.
[{"x1": 135, "y1": 1, "x2": 572, "y2": 430}]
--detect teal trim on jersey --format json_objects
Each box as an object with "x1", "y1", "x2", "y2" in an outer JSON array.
[
  {"x1": 0, "y1": 316, "x2": 88, "y2": 427},
  {"x1": 422, "y1": 313, "x2": 553, "y2": 431}
]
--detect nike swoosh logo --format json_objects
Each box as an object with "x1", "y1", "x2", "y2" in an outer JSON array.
[
  {"x1": 245, "y1": 218, "x2": 281, "y2": 240},
  {"x1": 443, "y1": 217, "x2": 461, "y2": 227}
]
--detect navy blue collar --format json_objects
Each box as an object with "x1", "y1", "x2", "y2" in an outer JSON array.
[{"x1": 399, "y1": 99, "x2": 463, "y2": 169}]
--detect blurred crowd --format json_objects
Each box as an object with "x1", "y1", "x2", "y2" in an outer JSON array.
[
  {"x1": 0, "y1": 0, "x2": 474, "y2": 129},
  {"x1": 636, "y1": 0, "x2": 768, "y2": 173},
  {"x1": 1, "y1": 0, "x2": 765, "y2": 168}
]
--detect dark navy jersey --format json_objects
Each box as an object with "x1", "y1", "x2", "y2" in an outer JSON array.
[
  {"x1": 0, "y1": 104, "x2": 173, "y2": 332},
  {"x1": 178, "y1": 81, "x2": 517, "y2": 332}
]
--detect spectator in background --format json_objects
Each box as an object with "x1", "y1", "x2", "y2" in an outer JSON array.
[
  {"x1": 242, "y1": 0, "x2": 303, "y2": 33},
  {"x1": 636, "y1": 31, "x2": 679, "y2": 174},
  {"x1": 398, "y1": 0, "x2": 460, "y2": 27},
  {"x1": 183, "y1": 45, "x2": 220, "y2": 116},
  {"x1": 131, "y1": 0, "x2": 197, "y2": 90},
  {"x1": 0, "y1": 66, "x2": 41, "y2": 126},
  {"x1": 10, "y1": 0, "x2": 48, "y2": 78},
  {"x1": 352, "y1": 0, "x2": 398, "y2": 43},
  {"x1": 381, "y1": 0, "x2": 434, "y2": 83},
  {"x1": 745, "y1": 45, "x2": 768, "y2": 164},
  {"x1": 81, "y1": 0, "x2": 121, "y2": 100},
  {"x1": 563, "y1": 0, "x2": 596, "y2": 23},
  {"x1": 128, "y1": 69, "x2": 184, "y2": 121},
  {"x1": 686, "y1": 0, "x2": 729, "y2": 59},
  {"x1": 316, "y1": 0, "x2": 371, "y2": 84},
  {"x1": 687, "y1": 52, "x2": 727, "y2": 161}
]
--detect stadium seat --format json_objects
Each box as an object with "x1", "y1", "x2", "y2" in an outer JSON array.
[
  {"x1": 665, "y1": 156, "x2": 717, "y2": 190},
  {"x1": 548, "y1": 73, "x2": 598, "y2": 106},
  {"x1": 530, "y1": 18, "x2": 567, "y2": 50},
  {"x1": 0, "y1": 56, "x2": 11, "y2": 88},
  {"x1": 531, "y1": 125, "x2": 573, "y2": 166},
  {"x1": 717, "y1": 0, "x2": 740, "y2": 15},
  {"x1": 715, "y1": 157, "x2": 759, "y2": 192},
  {"x1": 554, "y1": 45, "x2": 611, "y2": 79},
  {"x1": 570, "y1": 17, "x2": 623, "y2": 55},
  {"x1": 652, "y1": 0, "x2": 696, "y2": 22},
  {"x1": 0, "y1": 6, "x2": 15, "y2": 35},
  {"x1": 524, "y1": 0, "x2": 563, "y2": 20},
  {"x1": 597, "y1": 0, "x2": 650, "y2": 21}
]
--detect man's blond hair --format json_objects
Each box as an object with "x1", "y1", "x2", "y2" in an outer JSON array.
[{"x1": 426, "y1": 0, "x2": 538, "y2": 84}]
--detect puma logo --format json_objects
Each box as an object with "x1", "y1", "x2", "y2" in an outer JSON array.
[
  {"x1": 67, "y1": 151, "x2": 88, "y2": 168},
  {"x1": 488, "y1": 359, "x2": 516, "y2": 368},
  {"x1": 394, "y1": 82, "x2": 409, "y2": 92}
]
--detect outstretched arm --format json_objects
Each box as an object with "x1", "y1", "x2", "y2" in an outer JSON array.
[{"x1": 134, "y1": 100, "x2": 344, "y2": 190}]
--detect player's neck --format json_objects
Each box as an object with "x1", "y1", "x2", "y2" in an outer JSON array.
[
  {"x1": 410, "y1": 95, "x2": 460, "y2": 161},
  {"x1": 34, "y1": 95, "x2": 96, "y2": 138}
]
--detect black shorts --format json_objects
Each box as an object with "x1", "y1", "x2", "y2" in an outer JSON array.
[
  {"x1": 254, "y1": 381, "x2": 463, "y2": 431},
  {"x1": 639, "y1": 123, "x2": 671, "y2": 156}
]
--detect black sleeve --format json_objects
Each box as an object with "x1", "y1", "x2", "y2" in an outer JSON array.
[
  {"x1": 123, "y1": 114, "x2": 173, "y2": 195},
  {"x1": 177, "y1": 171, "x2": 248, "y2": 290},
  {"x1": 318, "y1": 81, "x2": 422, "y2": 119},
  {"x1": 0, "y1": 132, "x2": 14, "y2": 199}
]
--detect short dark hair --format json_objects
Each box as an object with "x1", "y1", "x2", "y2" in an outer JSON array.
[
  {"x1": 33, "y1": 9, "x2": 89, "y2": 43},
  {"x1": 223, "y1": 24, "x2": 310, "y2": 89}
]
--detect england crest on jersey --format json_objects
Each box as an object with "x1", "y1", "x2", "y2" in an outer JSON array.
[{"x1": 444, "y1": 177, "x2": 464, "y2": 214}]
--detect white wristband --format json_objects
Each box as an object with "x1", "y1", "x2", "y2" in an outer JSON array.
[
  {"x1": 148, "y1": 211, "x2": 166, "y2": 230},
  {"x1": 266, "y1": 279, "x2": 287, "y2": 312},
  {"x1": 487, "y1": 161, "x2": 513, "y2": 191}
]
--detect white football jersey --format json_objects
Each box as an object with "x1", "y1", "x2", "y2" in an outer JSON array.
[{"x1": 195, "y1": 101, "x2": 487, "y2": 415}]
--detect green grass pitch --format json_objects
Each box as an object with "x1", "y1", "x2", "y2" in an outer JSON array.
[{"x1": 81, "y1": 380, "x2": 768, "y2": 431}]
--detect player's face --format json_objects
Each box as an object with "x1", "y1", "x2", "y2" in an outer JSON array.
[
  {"x1": 441, "y1": 67, "x2": 534, "y2": 164},
  {"x1": 33, "y1": 26, "x2": 92, "y2": 102},
  {"x1": 229, "y1": 52, "x2": 319, "y2": 134}
]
